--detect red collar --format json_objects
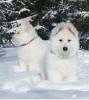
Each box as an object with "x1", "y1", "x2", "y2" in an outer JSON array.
[{"x1": 20, "y1": 37, "x2": 36, "y2": 47}]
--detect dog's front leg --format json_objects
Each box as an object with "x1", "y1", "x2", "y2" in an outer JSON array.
[
  {"x1": 46, "y1": 70, "x2": 62, "y2": 83},
  {"x1": 18, "y1": 60, "x2": 28, "y2": 72},
  {"x1": 65, "y1": 74, "x2": 78, "y2": 82},
  {"x1": 28, "y1": 62, "x2": 40, "y2": 71}
]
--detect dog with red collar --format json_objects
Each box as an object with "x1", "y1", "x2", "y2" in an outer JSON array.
[{"x1": 13, "y1": 18, "x2": 47, "y2": 72}]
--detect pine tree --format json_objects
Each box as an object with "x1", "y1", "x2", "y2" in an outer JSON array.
[
  {"x1": 67, "y1": 0, "x2": 89, "y2": 50},
  {"x1": 0, "y1": 0, "x2": 89, "y2": 49}
]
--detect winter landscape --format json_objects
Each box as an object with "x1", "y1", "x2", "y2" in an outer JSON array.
[
  {"x1": 0, "y1": 45, "x2": 89, "y2": 99},
  {"x1": 0, "y1": 0, "x2": 89, "y2": 99}
]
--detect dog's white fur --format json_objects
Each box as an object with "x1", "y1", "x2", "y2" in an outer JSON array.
[
  {"x1": 41, "y1": 22, "x2": 79, "y2": 83},
  {"x1": 13, "y1": 18, "x2": 47, "y2": 72}
]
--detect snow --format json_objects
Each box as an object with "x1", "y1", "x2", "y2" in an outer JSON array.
[
  {"x1": 19, "y1": 8, "x2": 30, "y2": 14},
  {"x1": 34, "y1": 24, "x2": 45, "y2": 30},
  {"x1": 80, "y1": 34, "x2": 89, "y2": 40},
  {"x1": 68, "y1": 11, "x2": 89, "y2": 18},
  {"x1": 52, "y1": 23, "x2": 57, "y2": 26},
  {"x1": 69, "y1": 0, "x2": 77, "y2": 2},
  {"x1": 6, "y1": 28, "x2": 16, "y2": 33},
  {"x1": 42, "y1": 10, "x2": 57, "y2": 20},
  {"x1": 72, "y1": 0, "x2": 85, "y2": 1},
  {"x1": 0, "y1": 0, "x2": 13, "y2": 3},
  {"x1": 0, "y1": 45, "x2": 89, "y2": 99}
]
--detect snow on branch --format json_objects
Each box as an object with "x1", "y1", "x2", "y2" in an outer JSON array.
[
  {"x1": 1, "y1": 16, "x2": 38, "y2": 34},
  {"x1": 42, "y1": 10, "x2": 57, "y2": 20},
  {"x1": 35, "y1": 25, "x2": 45, "y2": 30},
  {"x1": 19, "y1": 8, "x2": 30, "y2": 14},
  {"x1": 6, "y1": 28, "x2": 16, "y2": 33},
  {"x1": 0, "y1": 0, "x2": 13, "y2": 3},
  {"x1": 68, "y1": 11, "x2": 89, "y2": 18}
]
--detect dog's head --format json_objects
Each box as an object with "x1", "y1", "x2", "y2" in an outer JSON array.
[
  {"x1": 50, "y1": 22, "x2": 79, "y2": 58},
  {"x1": 12, "y1": 18, "x2": 37, "y2": 45}
]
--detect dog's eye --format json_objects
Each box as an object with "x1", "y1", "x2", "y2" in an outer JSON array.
[
  {"x1": 59, "y1": 39, "x2": 63, "y2": 42},
  {"x1": 17, "y1": 32, "x2": 20, "y2": 34},
  {"x1": 68, "y1": 39, "x2": 71, "y2": 42}
]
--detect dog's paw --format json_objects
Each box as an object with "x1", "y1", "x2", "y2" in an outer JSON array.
[{"x1": 14, "y1": 65, "x2": 28, "y2": 72}]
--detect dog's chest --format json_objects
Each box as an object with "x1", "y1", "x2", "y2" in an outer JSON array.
[
  {"x1": 18, "y1": 46, "x2": 31, "y2": 58},
  {"x1": 47, "y1": 52, "x2": 78, "y2": 71}
]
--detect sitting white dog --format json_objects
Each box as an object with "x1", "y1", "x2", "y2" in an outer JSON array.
[
  {"x1": 41, "y1": 22, "x2": 79, "y2": 83},
  {"x1": 13, "y1": 18, "x2": 47, "y2": 72}
]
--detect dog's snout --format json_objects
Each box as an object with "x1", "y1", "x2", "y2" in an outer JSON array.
[{"x1": 63, "y1": 47, "x2": 68, "y2": 51}]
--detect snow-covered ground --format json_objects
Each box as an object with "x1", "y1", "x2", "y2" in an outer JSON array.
[{"x1": 0, "y1": 46, "x2": 89, "y2": 99}]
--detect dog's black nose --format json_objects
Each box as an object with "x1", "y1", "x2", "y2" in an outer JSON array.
[{"x1": 63, "y1": 47, "x2": 68, "y2": 51}]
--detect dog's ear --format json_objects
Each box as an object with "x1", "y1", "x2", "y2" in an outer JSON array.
[
  {"x1": 21, "y1": 18, "x2": 33, "y2": 31},
  {"x1": 66, "y1": 22, "x2": 78, "y2": 36},
  {"x1": 51, "y1": 22, "x2": 65, "y2": 35}
]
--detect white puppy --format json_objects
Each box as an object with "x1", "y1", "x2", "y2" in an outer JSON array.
[
  {"x1": 41, "y1": 22, "x2": 79, "y2": 83},
  {"x1": 13, "y1": 18, "x2": 47, "y2": 72}
]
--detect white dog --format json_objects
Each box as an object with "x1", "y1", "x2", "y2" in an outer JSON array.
[
  {"x1": 13, "y1": 18, "x2": 47, "y2": 72},
  {"x1": 41, "y1": 22, "x2": 79, "y2": 83}
]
